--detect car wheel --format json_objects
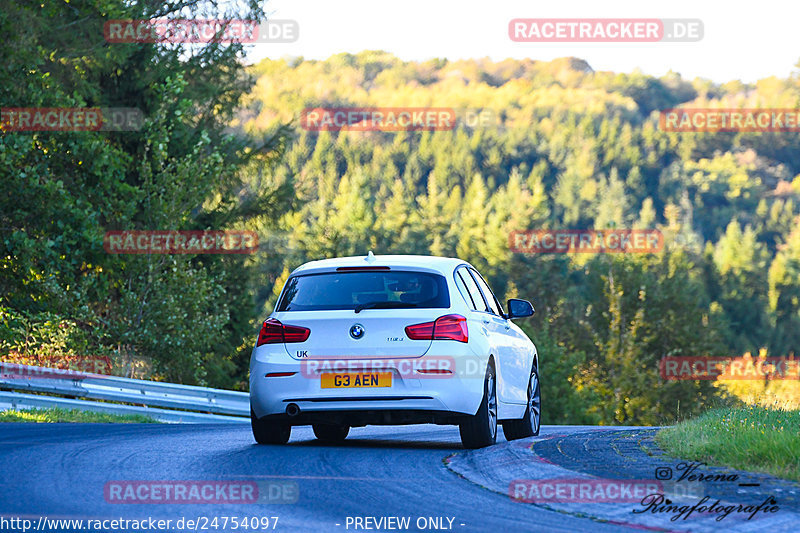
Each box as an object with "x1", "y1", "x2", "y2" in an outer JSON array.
[
  {"x1": 502, "y1": 364, "x2": 541, "y2": 440},
  {"x1": 459, "y1": 362, "x2": 497, "y2": 449},
  {"x1": 251, "y1": 408, "x2": 291, "y2": 444},
  {"x1": 312, "y1": 424, "x2": 350, "y2": 442}
]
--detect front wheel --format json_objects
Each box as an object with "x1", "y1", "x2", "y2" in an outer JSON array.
[
  {"x1": 251, "y1": 408, "x2": 291, "y2": 444},
  {"x1": 502, "y1": 364, "x2": 541, "y2": 440},
  {"x1": 459, "y1": 363, "x2": 497, "y2": 449}
]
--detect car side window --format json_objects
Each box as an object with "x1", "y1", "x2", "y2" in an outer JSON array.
[
  {"x1": 457, "y1": 268, "x2": 488, "y2": 312},
  {"x1": 469, "y1": 268, "x2": 503, "y2": 316},
  {"x1": 454, "y1": 270, "x2": 477, "y2": 310}
]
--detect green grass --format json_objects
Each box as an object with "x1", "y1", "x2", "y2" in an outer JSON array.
[
  {"x1": 0, "y1": 408, "x2": 158, "y2": 423},
  {"x1": 656, "y1": 406, "x2": 800, "y2": 481}
]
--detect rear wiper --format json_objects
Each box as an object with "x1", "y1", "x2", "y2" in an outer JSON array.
[{"x1": 354, "y1": 301, "x2": 417, "y2": 313}]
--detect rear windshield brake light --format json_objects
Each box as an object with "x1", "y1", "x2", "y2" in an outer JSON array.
[{"x1": 335, "y1": 266, "x2": 391, "y2": 271}]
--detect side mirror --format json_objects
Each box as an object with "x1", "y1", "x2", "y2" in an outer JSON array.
[{"x1": 506, "y1": 298, "x2": 534, "y2": 319}]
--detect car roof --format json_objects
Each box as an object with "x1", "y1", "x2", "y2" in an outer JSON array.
[{"x1": 290, "y1": 254, "x2": 472, "y2": 276}]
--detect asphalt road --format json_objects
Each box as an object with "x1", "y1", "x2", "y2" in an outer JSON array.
[{"x1": 0, "y1": 423, "x2": 630, "y2": 533}]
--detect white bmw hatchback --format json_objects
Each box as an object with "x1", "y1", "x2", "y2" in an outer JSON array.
[{"x1": 249, "y1": 253, "x2": 540, "y2": 448}]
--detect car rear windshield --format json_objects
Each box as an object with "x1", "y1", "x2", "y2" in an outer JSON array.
[{"x1": 276, "y1": 271, "x2": 450, "y2": 311}]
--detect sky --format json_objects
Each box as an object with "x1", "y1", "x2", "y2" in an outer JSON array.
[{"x1": 245, "y1": 0, "x2": 800, "y2": 84}]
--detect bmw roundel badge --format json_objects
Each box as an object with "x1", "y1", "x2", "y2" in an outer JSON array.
[{"x1": 350, "y1": 324, "x2": 365, "y2": 339}]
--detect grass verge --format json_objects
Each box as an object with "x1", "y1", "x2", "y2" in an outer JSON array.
[
  {"x1": 0, "y1": 408, "x2": 158, "y2": 423},
  {"x1": 656, "y1": 406, "x2": 800, "y2": 481}
]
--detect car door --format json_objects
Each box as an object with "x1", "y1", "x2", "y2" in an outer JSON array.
[
  {"x1": 453, "y1": 266, "x2": 502, "y2": 379},
  {"x1": 467, "y1": 268, "x2": 528, "y2": 405}
]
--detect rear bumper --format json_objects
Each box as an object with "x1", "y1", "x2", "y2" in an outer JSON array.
[
  {"x1": 252, "y1": 408, "x2": 467, "y2": 427},
  {"x1": 249, "y1": 347, "x2": 486, "y2": 423}
]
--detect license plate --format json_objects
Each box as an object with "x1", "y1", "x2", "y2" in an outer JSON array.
[{"x1": 321, "y1": 372, "x2": 392, "y2": 389}]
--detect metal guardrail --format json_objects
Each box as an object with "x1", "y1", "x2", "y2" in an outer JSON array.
[{"x1": 0, "y1": 363, "x2": 249, "y2": 424}]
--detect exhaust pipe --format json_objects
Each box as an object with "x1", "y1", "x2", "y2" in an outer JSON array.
[{"x1": 286, "y1": 403, "x2": 300, "y2": 417}]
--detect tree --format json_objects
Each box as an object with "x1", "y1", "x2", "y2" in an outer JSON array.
[{"x1": 0, "y1": 0, "x2": 293, "y2": 387}]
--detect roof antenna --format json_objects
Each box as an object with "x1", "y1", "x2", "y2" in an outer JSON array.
[{"x1": 365, "y1": 251, "x2": 376, "y2": 263}]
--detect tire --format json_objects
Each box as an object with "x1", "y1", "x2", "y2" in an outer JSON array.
[
  {"x1": 251, "y1": 408, "x2": 291, "y2": 444},
  {"x1": 502, "y1": 363, "x2": 541, "y2": 440},
  {"x1": 312, "y1": 424, "x2": 350, "y2": 442},
  {"x1": 459, "y1": 362, "x2": 498, "y2": 449}
]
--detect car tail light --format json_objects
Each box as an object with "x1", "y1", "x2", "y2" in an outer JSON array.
[
  {"x1": 257, "y1": 318, "x2": 310, "y2": 346},
  {"x1": 405, "y1": 314, "x2": 468, "y2": 343}
]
